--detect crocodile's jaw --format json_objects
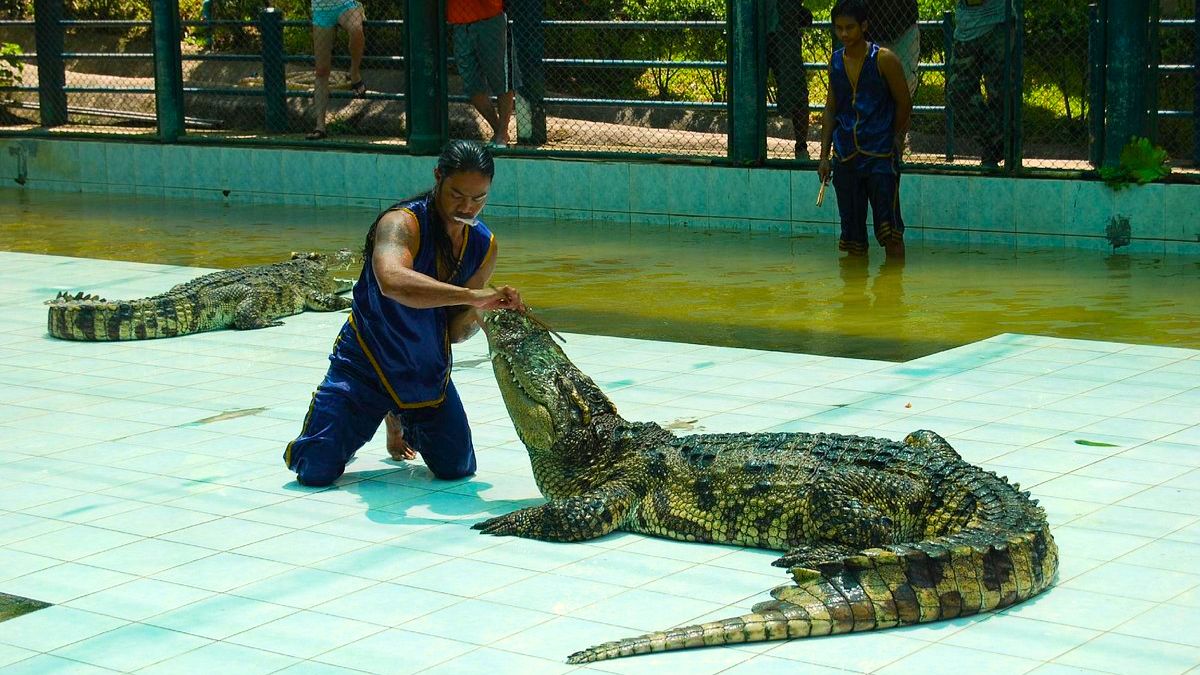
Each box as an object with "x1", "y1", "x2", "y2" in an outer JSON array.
[
  {"x1": 483, "y1": 309, "x2": 615, "y2": 454},
  {"x1": 491, "y1": 351, "x2": 555, "y2": 453}
]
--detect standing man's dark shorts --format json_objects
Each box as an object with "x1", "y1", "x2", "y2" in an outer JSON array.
[{"x1": 453, "y1": 12, "x2": 521, "y2": 97}]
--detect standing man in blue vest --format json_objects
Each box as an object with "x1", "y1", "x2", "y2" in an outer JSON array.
[{"x1": 817, "y1": 0, "x2": 912, "y2": 260}]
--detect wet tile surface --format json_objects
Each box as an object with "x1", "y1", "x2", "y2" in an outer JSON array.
[{"x1": 0, "y1": 252, "x2": 1198, "y2": 673}]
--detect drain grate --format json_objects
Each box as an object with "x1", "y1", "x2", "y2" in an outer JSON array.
[{"x1": 0, "y1": 593, "x2": 51, "y2": 622}]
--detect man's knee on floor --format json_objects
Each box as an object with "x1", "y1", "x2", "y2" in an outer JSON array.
[{"x1": 293, "y1": 457, "x2": 344, "y2": 487}]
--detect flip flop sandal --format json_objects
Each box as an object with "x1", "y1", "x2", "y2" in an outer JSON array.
[
  {"x1": 305, "y1": 129, "x2": 327, "y2": 141},
  {"x1": 350, "y1": 80, "x2": 366, "y2": 97}
]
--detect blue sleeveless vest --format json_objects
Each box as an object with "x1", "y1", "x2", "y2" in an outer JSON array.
[
  {"x1": 342, "y1": 194, "x2": 496, "y2": 408},
  {"x1": 830, "y1": 43, "x2": 897, "y2": 162}
]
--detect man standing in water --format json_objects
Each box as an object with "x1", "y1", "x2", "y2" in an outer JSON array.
[
  {"x1": 284, "y1": 140, "x2": 524, "y2": 486},
  {"x1": 818, "y1": 0, "x2": 912, "y2": 260}
]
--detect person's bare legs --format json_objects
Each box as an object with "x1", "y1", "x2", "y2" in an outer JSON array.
[
  {"x1": 339, "y1": 6, "x2": 365, "y2": 87},
  {"x1": 469, "y1": 93, "x2": 501, "y2": 142},
  {"x1": 311, "y1": 25, "x2": 335, "y2": 134},
  {"x1": 385, "y1": 412, "x2": 416, "y2": 461},
  {"x1": 495, "y1": 90, "x2": 515, "y2": 145}
]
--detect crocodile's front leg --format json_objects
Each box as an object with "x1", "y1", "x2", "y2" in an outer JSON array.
[
  {"x1": 473, "y1": 482, "x2": 640, "y2": 542},
  {"x1": 306, "y1": 291, "x2": 352, "y2": 311}
]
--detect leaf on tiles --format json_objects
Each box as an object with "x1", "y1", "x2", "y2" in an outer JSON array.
[
  {"x1": 189, "y1": 407, "x2": 269, "y2": 425},
  {"x1": 1074, "y1": 439, "x2": 1120, "y2": 447}
]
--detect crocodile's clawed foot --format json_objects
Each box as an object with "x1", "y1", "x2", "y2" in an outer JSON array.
[{"x1": 472, "y1": 513, "x2": 521, "y2": 536}]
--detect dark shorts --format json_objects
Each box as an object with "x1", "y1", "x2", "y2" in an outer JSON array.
[
  {"x1": 453, "y1": 12, "x2": 521, "y2": 98},
  {"x1": 283, "y1": 344, "x2": 476, "y2": 487},
  {"x1": 832, "y1": 155, "x2": 904, "y2": 253}
]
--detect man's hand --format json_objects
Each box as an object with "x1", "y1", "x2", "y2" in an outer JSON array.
[
  {"x1": 818, "y1": 158, "x2": 832, "y2": 185},
  {"x1": 470, "y1": 285, "x2": 525, "y2": 312},
  {"x1": 385, "y1": 413, "x2": 416, "y2": 461}
]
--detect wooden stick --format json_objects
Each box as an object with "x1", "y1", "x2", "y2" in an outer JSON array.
[{"x1": 816, "y1": 178, "x2": 828, "y2": 207}]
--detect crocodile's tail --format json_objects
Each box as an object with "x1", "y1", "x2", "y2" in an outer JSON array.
[
  {"x1": 567, "y1": 524, "x2": 1057, "y2": 663},
  {"x1": 46, "y1": 291, "x2": 203, "y2": 340}
]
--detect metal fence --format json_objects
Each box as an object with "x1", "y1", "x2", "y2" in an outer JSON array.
[{"x1": 0, "y1": 0, "x2": 1196, "y2": 175}]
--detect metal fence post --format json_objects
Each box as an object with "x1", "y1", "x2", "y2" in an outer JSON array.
[
  {"x1": 726, "y1": 0, "x2": 765, "y2": 165},
  {"x1": 260, "y1": 8, "x2": 287, "y2": 134},
  {"x1": 942, "y1": 10, "x2": 954, "y2": 162},
  {"x1": 405, "y1": 0, "x2": 449, "y2": 153},
  {"x1": 33, "y1": 0, "x2": 67, "y2": 127},
  {"x1": 151, "y1": 0, "x2": 185, "y2": 141},
  {"x1": 509, "y1": 0, "x2": 546, "y2": 146},
  {"x1": 1102, "y1": 0, "x2": 1150, "y2": 167},
  {"x1": 1087, "y1": 2, "x2": 1107, "y2": 168},
  {"x1": 1007, "y1": 0, "x2": 1024, "y2": 173}
]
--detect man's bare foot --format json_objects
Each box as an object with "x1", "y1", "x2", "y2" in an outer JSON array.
[{"x1": 385, "y1": 413, "x2": 417, "y2": 461}]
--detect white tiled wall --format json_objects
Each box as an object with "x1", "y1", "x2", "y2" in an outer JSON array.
[{"x1": 4, "y1": 137, "x2": 1199, "y2": 253}]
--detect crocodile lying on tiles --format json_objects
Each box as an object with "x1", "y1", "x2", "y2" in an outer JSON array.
[
  {"x1": 474, "y1": 309, "x2": 1058, "y2": 663},
  {"x1": 46, "y1": 251, "x2": 354, "y2": 341}
]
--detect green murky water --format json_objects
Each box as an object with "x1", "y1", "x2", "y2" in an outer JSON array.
[{"x1": 2, "y1": 189, "x2": 1197, "y2": 361}]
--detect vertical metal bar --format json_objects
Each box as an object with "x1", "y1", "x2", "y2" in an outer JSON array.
[
  {"x1": 405, "y1": 0, "x2": 449, "y2": 153},
  {"x1": 942, "y1": 10, "x2": 954, "y2": 162},
  {"x1": 1194, "y1": 12, "x2": 1199, "y2": 166},
  {"x1": 260, "y1": 8, "x2": 287, "y2": 134},
  {"x1": 1087, "y1": 2, "x2": 1107, "y2": 168},
  {"x1": 1007, "y1": 0, "x2": 1024, "y2": 173},
  {"x1": 509, "y1": 0, "x2": 546, "y2": 145},
  {"x1": 1102, "y1": 0, "x2": 1150, "y2": 167},
  {"x1": 726, "y1": 0, "x2": 766, "y2": 164},
  {"x1": 152, "y1": 0, "x2": 185, "y2": 140},
  {"x1": 33, "y1": 0, "x2": 67, "y2": 127},
  {"x1": 1146, "y1": 0, "x2": 1161, "y2": 141}
]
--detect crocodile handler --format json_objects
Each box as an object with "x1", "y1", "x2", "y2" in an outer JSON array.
[{"x1": 284, "y1": 140, "x2": 524, "y2": 486}]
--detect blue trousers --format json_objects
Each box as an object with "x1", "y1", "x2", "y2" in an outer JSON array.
[
  {"x1": 283, "y1": 352, "x2": 477, "y2": 487},
  {"x1": 832, "y1": 157, "x2": 904, "y2": 254}
]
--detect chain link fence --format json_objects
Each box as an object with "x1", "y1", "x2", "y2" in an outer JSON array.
[
  {"x1": 1, "y1": 0, "x2": 158, "y2": 135},
  {"x1": 177, "y1": 0, "x2": 406, "y2": 143},
  {"x1": 1156, "y1": 0, "x2": 1197, "y2": 168},
  {"x1": 1, "y1": 0, "x2": 1195, "y2": 172},
  {"x1": 497, "y1": 2, "x2": 729, "y2": 157}
]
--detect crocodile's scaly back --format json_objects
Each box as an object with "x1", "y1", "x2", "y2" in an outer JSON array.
[
  {"x1": 478, "y1": 310, "x2": 1059, "y2": 663},
  {"x1": 46, "y1": 252, "x2": 354, "y2": 341}
]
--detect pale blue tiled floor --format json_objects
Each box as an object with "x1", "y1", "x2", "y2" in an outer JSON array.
[{"x1": 1, "y1": 251, "x2": 1199, "y2": 674}]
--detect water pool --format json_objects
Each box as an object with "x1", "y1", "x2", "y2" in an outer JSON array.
[{"x1": 2, "y1": 189, "x2": 1197, "y2": 361}]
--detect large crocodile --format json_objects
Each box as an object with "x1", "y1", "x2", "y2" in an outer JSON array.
[
  {"x1": 46, "y1": 251, "x2": 354, "y2": 341},
  {"x1": 474, "y1": 309, "x2": 1058, "y2": 663}
]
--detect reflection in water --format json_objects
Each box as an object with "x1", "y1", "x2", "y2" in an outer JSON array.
[{"x1": 2, "y1": 189, "x2": 1197, "y2": 361}]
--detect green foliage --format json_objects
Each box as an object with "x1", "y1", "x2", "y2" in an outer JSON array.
[
  {"x1": 619, "y1": 0, "x2": 725, "y2": 100},
  {"x1": 0, "y1": 42, "x2": 22, "y2": 87},
  {"x1": 1099, "y1": 136, "x2": 1171, "y2": 190},
  {"x1": 1104, "y1": 215, "x2": 1131, "y2": 251}
]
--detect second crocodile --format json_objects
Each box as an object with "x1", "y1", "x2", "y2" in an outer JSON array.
[{"x1": 46, "y1": 251, "x2": 354, "y2": 341}]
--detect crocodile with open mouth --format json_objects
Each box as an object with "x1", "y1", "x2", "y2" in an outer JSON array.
[{"x1": 474, "y1": 309, "x2": 1058, "y2": 663}]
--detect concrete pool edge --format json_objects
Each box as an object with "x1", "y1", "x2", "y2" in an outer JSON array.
[{"x1": 3, "y1": 137, "x2": 1199, "y2": 256}]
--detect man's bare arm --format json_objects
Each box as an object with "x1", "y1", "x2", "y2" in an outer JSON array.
[
  {"x1": 447, "y1": 238, "x2": 502, "y2": 343},
  {"x1": 878, "y1": 48, "x2": 913, "y2": 146},
  {"x1": 372, "y1": 211, "x2": 513, "y2": 310}
]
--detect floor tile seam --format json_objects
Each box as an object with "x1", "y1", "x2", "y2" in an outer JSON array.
[
  {"x1": 219, "y1": 531, "x2": 378, "y2": 569},
  {"x1": 1057, "y1": 512, "x2": 1200, "y2": 541},
  {"x1": 1058, "y1": 616, "x2": 1200, "y2": 664},
  {"x1": 390, "y1": 602, "x2": 561, "y2": 649},
  {"x1": 321, "y1": 642, "x2": 482, "y2": 675},
  {"x1": 227, "y1": 620, "x2": 393, "y2": 662}
]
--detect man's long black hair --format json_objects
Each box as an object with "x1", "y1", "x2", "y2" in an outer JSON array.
[{"x1": 364, "y1": 139, "x2": 495, "y2": 283}]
